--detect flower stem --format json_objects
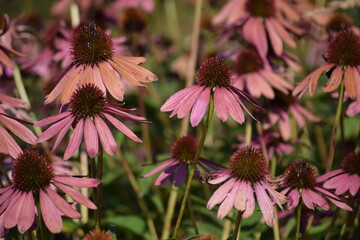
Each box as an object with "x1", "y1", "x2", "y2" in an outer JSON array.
[
  {"x1": 187, "y1": 196, "x2": 199, "y2": 234},
  {"x1": 161, "y1": 186, "x2": 179, "y2": 239},
  {"x1": 295, "y1": 204, "x2": 302, "y2": 240},
  {"x1": 172, "y1": 94, "x2": 214, "y2": 238},
  {"x1": 273, "y1": 207, "x2": 280, "y2": 240},
  {"x1": 36, "y1": 199, "x2": 47, "y2": 240},
  {"x1": 94, "y1": 145, "x2": 104, "y2": 229},
  {"x1": 232, "y1": 211, "x2": 243, "y2": 240},
  {"x1": 326, "y1": 80, "x2": 345, "y2": 172},
  {"x1": 118, "y1": 150, "x2": 159, "y2": 240}
]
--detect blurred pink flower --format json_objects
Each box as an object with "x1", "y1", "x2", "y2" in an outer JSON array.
[
  {"x1": 232, "y1": 47, "x2": 293, "y2": 99},
  {"x1": 293, "y1": 30, "x2": 360, "y2": 101},
  {"x1": 237, "y1": 131, "x2": 294, "y2": 160},
  {"x1": 213, "y1": 0, "x2": 302, "y2": 57},
  {"x1": 114, "y1": 0, "x2": 154, "y2": 13},
  {"x1": 0, "y1": 15, "x2": 25, "y2": 76},
  {"x1": 318, "y1": 151, "x2": 360, "y2": 196},
  {"x1": 0, "y1": 94, "x2": 37, "y2": 158},
  {"x1": 36, "y1": 84, "x2": 147, "y2": 159},
  {"x1": 0, "y1": 149, "x2": 99, "y2": 235},
  {"x1": 279, "y1": 161, "x2": 352, "y2": 211},
  {"x1": 143, "y1": 136, "x2": 220, "y2": 187},
  {"x1": 161, "y1": 57, "x2": 261, "y2": 127},
  {"x1": 45, "y1": 23, "x2": 157, "y2": 104},
  {"x1": 207, "y1": 147, "x2": 286, "y2": 226},
  {"x1": 263, "y1": 92, "x2": 320, "y2": 140},
  {"x1": 346, "y1": 100, "x2": 360, "y2": 117}
]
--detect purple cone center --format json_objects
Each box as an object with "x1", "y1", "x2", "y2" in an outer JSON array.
[
  {"x1": 284, "y1": 161, "x2": 317, "y2": 189},
  {"x1": 170, "y1": 136, "x2": 198, "y2": 163},
  {"x1": 342, "y1": 151, "x2": 360, "y2": 175},
  {"x1": 196, "y1": 57, "x2": 232, "y2": 88},
  {"x1": 245, "y1": 0, "x2": 275, "y2": 18}
]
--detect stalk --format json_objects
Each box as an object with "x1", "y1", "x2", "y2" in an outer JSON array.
[
  {"x1": 295, "y1": 204, "x2": 302, "y2": 240},
  {"x1": 172, "y1": 95, "x2": 214, "y2": 238},
  {"x1": 232, "y1": 211, "x2": 243, "y2": 240}
]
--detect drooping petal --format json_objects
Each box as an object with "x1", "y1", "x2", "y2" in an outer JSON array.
[
  {"x1": 40, "y1": 190, "x2": 63, "y2": 233},
  {"x1": 190, "y1": 87, "x2": 210, "y2": 127},
  {"x1": 0, "y1": 126, "x2": 21, "y2": 158},
  {"x1": 344, "y1": 66, "x2": 358, "y2": 99},
  {"x1": 51, "y1": 115, "x2": 74, "y2": 152},
  {"x1": 103, "y1": 113, "x2": 142, "y2": 142},
  {"x1": 287, "y1": 188, "x2": 300, "y2": 209},
  {"x1": 173, "y1": 163, "x2": 187, "y2": 187},
  {"x1": 63, "y1": 119, "x2": 84, "y2": 160},
  {"x1": 94, "y1": 116, "x2": 117, "y2": 156},
  {"x1": 265, "y1": 18, "x2": 283, "y2": 56},
  {"x1": 84, "y1": 117, "x2": 99, "y2": 158},
  {"x1": 308, "y1": 63, "x2": 335, "y2": 96},
  {"x1": 214, "y1": 87, "x2": 230, "y2": 122},
  {"x1": 242, "y1": 18, "x2": 267, "y2": 57},
  {"x1": 99, "y1": 62, "x2": 125, "y2": 101},
  {"x1": 142, "y1": 159, "x2": 177, "y2": 177},
  {"x1": 53, "y1": 182, "x2": 97, "y2": 209},
  {"x1": 34, "y1": 111, "x2": 72, "y2": 127},
  {"x1": 255, "y1": 183, "x2": 274, "y2": 227},
  {"x1": 46, "y1": 188, "x2": 81, "y2": 218},
  {"x1": 0, "y1": 115, "x2": 37, "y2": 144},
  {"x1": 217, "y1": 181, "x2": 239, "y2": 219},
  {"x1": 37, "y1": 115, "x2": 73, "y2": 143},
  {"x1": 3, "y1": 191, "x2": 26, "y2": 228},
  {"x1": 17, "y1": 191, "x2": 35, "y2": 234},
  {"x1": 207, "y1": 178, "x2": 236, "y2": 210},
  {"x1": 322, "y1": 66, "x2": 343, "y2": 92}
]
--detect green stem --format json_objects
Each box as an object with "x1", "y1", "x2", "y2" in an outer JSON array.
[
  {"x1": 187, "y1": 196, "x2": 199, "y2": 235},
  {"x1": 13, "y1": 65, "x2": 30, "y2": 108},
  {"x1": 118, "y1": 150, "x2": 159, "y2": 240},
  {"x1": 273, "y1": 207, "x2": 280, "y2": 240},
  {"x1": 172, "y1": 94, "x2": 214, "y2": 238},
  {"x1": 232, "y1": 211, "x2": 243, "y2": 240},
  {"x1": 36, "y1": 198, "x2": 47, "y2": 240},
  {"x1": 295, "y1": 204, "x2": 302, "y2": 240},
  {"x1": 161, "y1": 186, "x2": 179, "y2": 239},
  {"x1": 326, "y1": 80, "x2": 345, "y2": 172},
  {"x1": 302, "y1": 213, "x2": 314, "y2": 240},
  {"x1": 94, "y1": 146, "x2": 104, "y2": 229}
]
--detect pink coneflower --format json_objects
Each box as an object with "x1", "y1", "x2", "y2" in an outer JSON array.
[
  {"x1": 161, "y1": 57, "x2": 261, "y2": 127},
  {"x1": 0, "y1": 94, "x2": 37, "y2": 158},
  {"x1": 45, "y1": 23, "x2": 157, "y2": 104},
  {"x1": 36, "y1": 84, "x2": 147, "y2": 160},
  {"x1": 263, "y1": 92, "x2": 320, "y2": 140},
  {"x1": 0, "y1": 149, "x2": 99, "y2": 235},
  {"x1": 143, "y1": 136, "x2": 220, "y2": 187},
  {"x1": 232, "y1": 48, "x2": 293, "y2": 99},
  {"x1": 213, "y1": 0, "x2": 302, "y2": 57},
  {"x1": 0, "y1": 15, "x2": 24, "y2": 76},
  {"x1": 293, "y1": 30, "x2": 360, "y2": 101},
  {"x1": 346, "y1": 100, "x2": 360, "y2": 117},
  {"x1": 279, "y1": 161, "x2": 352, "y2": 211},
  {"x1": 318, "y1": 151, "x2": 360, "y2": 196},
  {"x1": 207, "y1": 147, "x2": 286, "y2": 226},
  {"x1": 237, "y1": 131, "x2": 294, "y2": 160}
]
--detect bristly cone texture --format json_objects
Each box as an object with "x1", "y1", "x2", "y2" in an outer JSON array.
[
  {"x1": 228, "y1": 147, "x2": 268, "y2": 183},
  {"x1": 284, "y1": 161, "x2": 318, "y2": 189},
  {"x1": 12, "y1": 149, "x2": 54, "y2": 193},
  {"x1": 170, "y1": 136, "x2": 198, "y2": 163},
  {"x1": 342, "y1": 151, "x2": 360, "y2": 175},
  {"x1": 196, "y1": 57, "x2": 232, "y2": 88}
]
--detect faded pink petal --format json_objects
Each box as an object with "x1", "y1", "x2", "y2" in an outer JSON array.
[
  {"x1": 265, "y1": 18, "x2": 283, "y2": 56},
  {"x1": 317, "y1": 169, "x2": 344, "y2": 182},
  {"x1": 142, "y1": 159, "x2": 177, "y2": 177},
  {"x1": 37, "y1": 115, "x2": 73, "y2": 143},
  {"x1": 99, "y1": 62, "x2": 124, "y2": 101},
  {"x1": 0, "y1": 125, "x2": 22, "y2": 158},
  {"x1": 226, "y1": 89, "x2": 245, "y2": 124},
  {"x1": 309, "y1": 63, "x2": 335, "y2": 96},
  {"x1": 17, "y1": 191, "x2": 35, "y2": 234},
  {"x1": 287, "y1": 188, "x2": 299, "y2": 209},
  {"x1": 3, "y1": 191, "x2": 25, "y2": 228},
  {"x1": 64, "y1": 119, "x2": 84, "y2": 160},
  {"x1": 302, "y1": 189, "x2": 329, "y2": 210},
  {"x1": 344, "y1": 66, "x2": 358, "y2": 99},
  {"x1": 0, "y1": 115, "x2": 37, "y2": 144},
  {"x1": 322, "y1": 66, "x2": 343, "y2": 92},
  {"x1": 214, "y1": 87, "x2": 230, "y2": 122},
  {"x1": 0, "y1": 94, "x2": 25, "y2": 108},
  {"x1": 217, "y1": 181, "x2": 239, "y2": 219},
  {"x1": 40, "y1": 190, "x2": 62, "y2": 233},
  {"x1": 50, "y1": 115, "x2": 74, "y2": 152},
  {"x1": 207, "y1": 172, "x2": 231, "y2": 184},
  {"x1": 207, "y1": 178, "x2": 236, "y2": 210},
  {"x1": 279, "y1": 111, "x2": 291, "y2": 140},
  {"x1": 35, "y1": 111, "x2": 72, "y2": 127},
  {"x1": 104, "y1": 113, "x2": 142, "y2": 142},
  {"x1": 84, "y1": 118, "x2": 99, "y2": 158},
  {"x1": 255, "y1": 183, "x2": 274, "y2": 227}
]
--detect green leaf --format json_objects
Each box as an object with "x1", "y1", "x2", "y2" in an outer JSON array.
[{"x1": 105, "y1": 215, "x2": 146, "y2": 235}]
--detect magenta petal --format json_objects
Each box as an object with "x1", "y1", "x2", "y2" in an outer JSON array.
[
  {"x1": 53, "y1": 182, "x2": 97, "y2": 209},
  {"x1": 255, "y1": 183, "x2": 274, "y2": 227},
  {"x1": 265, "y1": 18, "x2": 282, "y2": 56},
  {"x1": 53, "y1": 176, "x2": 100, "y2": 188},
  {"x1": 176, "y1": 86, "x2": 205, "y2": 119},
  {"x1": 190, "y1": 87, "x2": 210, "y2": 127},
  {"x1": 103, "y1": 113, "x2": 142, "y2": 143},
  {"x1": 17, "y1": 191, "x2": 35, "y2": 234},
  {"x1": 154, "y1": 161, "x2": 179, "y2": 186},
  {"x1": 161, "y1": 86, "x2": 198, "y2": 112},
  {"x1": 226, "y1": 89, "x2": 245, "y2": 124},
  {"x1": 84, "y1": 118, "x2": 99, "y2": 158},
  {"x1": 142, "y1": 159, "x2": 177, "y2": 177},
  {"x1": 214, "y1": 87, "x2": 229, "y2": 122},
  {"x1": 94, "y1": 116, "x2": 117, "y2": 156},
  {"x1": 173, "y1": 163, "x2": 187, "y2": 187},
  {"x1": 40, "y1": 190, "x2": 63, "y2": 233},
  {"x1": 287, "y1": 189, "x2": 300, "y2": 209},
  {"x1": 207, "y1": 171, "x2": 231, "y2": 184},
  {"x1": 46, "y1": 188, "x2": 81, "y2": 218},
  {"x1": 242, "y1": 18, "x2": 267, "y2": 56},
  {"x1": 51, "y1": 115, "x2": 74, "y2": 153},
  {"x1": 64, "y1": 119, "x2": 84, "y2": 160},
  {"x1": 317, "y1": 169, "x2": 344, "y2": 182},
  {"x1": 37, "y1": 116, "x2": 73, "y2": 143},
  {"x1": 217, "y1": 181, "x2": 239, "y2": 219},
  {"x1": 207, "y1": 178, "x2": 236, "y2": 210}
]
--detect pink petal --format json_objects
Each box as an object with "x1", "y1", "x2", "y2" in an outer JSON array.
[
  {"x1": 84, "y1": 118, "x2": 99, "y2": 158},
  {"x1": 309, "y1": 63, "x2": 335, "y2": 96},
  {"x1": 53, "y1": 182, "x2": 97, "y2": 209},
  {"x1": 207, "y1": 178, "x2": 236, "y2": 210},
  {"x1": 287, "y1": 188, "x2": 300, "y2": 209},
  {"x1": 94, "y1": 116, "x2": 117, "y2": 156},
  {"x1": 176, "y1": 86, "x2": 205, "y2": 119},
  {"x1": 270, "y1": 18, "x2": 296, "y2": 48},
  {"x1": 63, "y1": 119, "x2": 84, "y2": 160},
  {"x1": 50, "y1": 115, "x2": 74, "y2": 152},
  {"x1": 0, "y1": 115, "x2": 37, "y2": 144},
  {"x1": 99, "y1": 62, "x2": 125, "y2": 101},
  {"x1": 161, "y1": 86, "x2": 198, "y2": 112},
  {"x1": 255, "y1": 183, "x2": 274, "y2": 227},
  {"x1": 279, "y1": 111, "x2": 291, "y2": 141},
  {"x1": 103, "y1": 113, "x2": 142, "y2": 142},
  {"x1": 217, "y1": 181, "x2": 239, "y2": 219},
  {"x1": 37, "y1": 115, "x2": 73, "y2": 143},
  {"x1": 40, "y1": 190, "x2": 63, "y2": 233},
  {"x1": 265, "y1": 18, "x2": 283, "y2": 56},
  {"x1": 243, "y1": 18, "x2": 267, "y2": 57},
  {"x1": 302, "y1": 188, "x2": 329, "y2": 210},
  {"x1": 226, "y1": 89, "x2": 245, "y2": 124},
  {"x1": 53, "y1": 176, "x2": 101, "y2": 188},
  {"x1": 344, "y1": 66, "x2": 358, "y2": 99},
  {"x1": 142, "y1": 159, "x2": 177, "y2": 177},
  {"x1": 34, "y1": 112, "x2": 72, "y2": 127},
  {"x1": 173, "y1": 163, "x2": 187, "y2": 187},
  {"x1": 234, "y1": 181, "x2": 252, "y2": 214},
  {"x1": 0, "y1": 126, "x2": 21, "y2": 158},
  {"x1": 207, "y1": 171, "x2": 231, "y2": 184},
  {"x1": 214, "y1": 87, "x2": 230, "y2": 122},
  {"x1": 154, "y1": 161, "x2": 179, "y2": 186},
  {"x1": 317, "y1": 169, "x2": 344, "y2": 182},
  {"x1": 0, "y1": 94, "x2": 25, "y2": 108},
  {"x1": 190, "y1": 87, "x2": 210, "y2": 127},
  {"x1": 4, "y1": 191, "x2": 26, "y2": 228},
  {"x1": 17, "y1": 191, "x2": 35, "y2": 234},
  {"x1": 46, "y1": 188, "x2": 81, "y2": 218}
]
